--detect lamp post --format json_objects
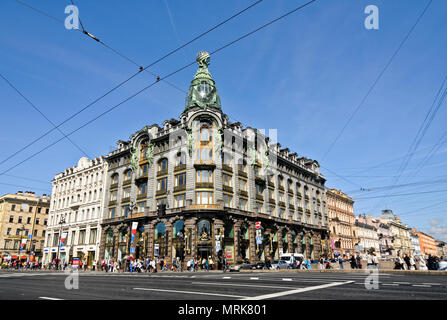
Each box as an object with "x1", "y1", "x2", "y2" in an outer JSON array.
[
  {"x1": 56, "y1": 213, "x2": 66, "y2": 269},
  {"x1": 16, "y1": 223, "x2": 25, "y2": 268}
]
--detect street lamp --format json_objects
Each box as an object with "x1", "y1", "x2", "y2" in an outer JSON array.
[
  {"x1": 56, "y1": 213, "x2": 66, "y2": 268},
  {"x1": 16, "y1": 223, "x2": 25, "y2": 267}
]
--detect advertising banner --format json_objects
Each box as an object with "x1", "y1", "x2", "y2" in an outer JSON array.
[
  {"x1": 131, "y1": 222, "x2": 138, "y2": 245},
  {"x1": 215, "y1": 240, "x2": 221, "y2": 253},
  {"x1": 154, "y1": 244, "x2": 159, "y2": 257},
  {"x1": 224, "y1": 246, "x2": 234, "y2": 263},
  {"x1": 20, "y1": 239, "x2": 27, "y2": 252},
  {"x1": 60, "y1": 232, "x2": 68, "y2": 248}
]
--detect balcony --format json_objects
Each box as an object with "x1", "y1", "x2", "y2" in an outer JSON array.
[
  {"x1": 278, "y1": 185, "x2": 285, "y2": 191},
  {"x1": 305, "y1": 209, "x2": 311, "y2": 215},
  {"x1": 174, "y1": 185, "x2": 186, "y2": 193},
  {"x1": 268, "y1": 181, "x2": 274, "y2": 188},
  {"x1": 238, "y1": 190, "x2": 248, "y2": 198},
  {"x1": 287, "y1": 189, "x2": 294, "y2": 195},
  {"x1": 110, "y1": 183, "x2": 118, "y2": 190},
  {"x1": 121, "y1": 197, "x2": 130, "y2": 204},
  {"x1": 298, "y1": 207, "x2": 304, "y2": 213},
  {"x1": 123, "y1": 179, "x2": 132, "y2": 187},
  {"x1": 269, "y1": 198, "x2": 276, "y2": 205},
  {"x1": 223, "y1": 185, "x2": 233, "y2": 193},
  {"x1": 136, "y1": 193, "x2": 146, "y2": 200},
  {"x1": 174, "y1": 164, "x2": 186, "y2": 172},
  {"x1": 278, "y1": 201, "x2": 286, "y2": 208},
  {"x1": 157, "y1": 169, "x2": 168, "y2": 177},
  {"x1": 196, "y1": 182, "x2": 213, "y2": 189},
  {"x1": 222, "y1": 164, "x2": 233, "y2": 173},
  {"x1": 289, "y1": 204, "x2": 295, "y2": 210},
  {"x1": 194, "y1": 161, "x2": 215, "y2": 170},
  {"x1": 156, "y1": 189, "x2": 167, "y2": 197},
  {"x1": 238, "y1": 170, "x2": 247, "y2": 178},
  {"x1": 108, "y1": 200, "x2": 117, "y2": 207},
  {"x1": 256, "y1": 194, "x2": 264, "y2": 201}
]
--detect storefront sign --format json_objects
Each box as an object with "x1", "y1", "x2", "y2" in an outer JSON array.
[
  {"x1": 154, "y1": 244, "x2": 159, "y2": 257},
  {"x1": 256, "y1": 236, "x2": 262, "y2": 245},
  {"x1": 72, "y1": 258, "x2": 80, "y2": 266},
  {"x1": 224, "y1": 246, "x2": 234, "y2": 263},
  {"x1": 215, "y1": 241, "x2": 221, "y2": 252}
]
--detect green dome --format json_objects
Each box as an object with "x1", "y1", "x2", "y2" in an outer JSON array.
[{"x1": 184, "y1": 51, "x2": 221, "y2": 113}]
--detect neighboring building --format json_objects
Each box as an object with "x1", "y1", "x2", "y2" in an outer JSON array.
[
  {"x1": 326, "y1": 189, "x2": 357, "y2": 257},
  {"x1": 43, "y1": 157, "x2": 107, "y2": 267},
  {"x1": 99, "y1": 51, "x2": 331, "y2": 268},
  {"x1": 355, "y1": 215, "x2": 380, "y2": 255},
  {"x1": 436, "y1": 240, "x2": 447, "y2": 258},
  {"x1": 377, "y1": 221, "x2": 394, "y2": 257},
  {"x1": 377, "y1": 210, "x2": 411, "y2": 256},
  {"x1": 0, "y1": 191, "x2": 50, "y2": 263},
  {"x1": 410, "y1": 229, "x2": 422, "y2": 257},
  {"x1": 413, "y1": 229, "x2": 437, "y2": 256}
]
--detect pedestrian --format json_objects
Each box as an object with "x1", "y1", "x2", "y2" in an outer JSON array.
[
  {"x1": 187, "y1": 259, "x2": 191, "y2": 272},
  {"x1": 356, "y1": 255, "x2": 362, "y2": 269},
  {"x1": 372, "y1": 253, "x2": 379, "y2": 270},
  {"x1": 404, "y1": 254, "x2": 411, "y2": 270},
  {"x1": 350, "y1": 255, "x2": 357, "y2": 269},
  {"x1": 319, "y1": 257, "x2": 324, "y2": 270},
  {"x1": 409, "y1": 255, "x2": 416, "y2": 270},
  {"x1": 209, "y1": 256, "x2": 214, "y2": 271},
  {"x1": 338, "y1": 255, "x2": 344, "y2": 269},
  {"x1": 194, "y1": 257, "x2": 198, "y2": 271}
]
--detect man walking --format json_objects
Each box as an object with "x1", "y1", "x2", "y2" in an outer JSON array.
[{"x1": 338, "y1": 255, "x2": 344, "y2": 269}]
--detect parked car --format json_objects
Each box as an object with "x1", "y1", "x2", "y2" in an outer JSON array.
[
  {"x1": 229, "y1": 260, "x2": 252, "y2": 272},
  {"x1": 252, "y1": 262, "x2": 267, "y2": 270},
  {"x1": 439, "y1": 259, "x2": 447, "y2": 271},
  {"x1": 270, "y1": 260, "x2": 289, "y2": 270}
]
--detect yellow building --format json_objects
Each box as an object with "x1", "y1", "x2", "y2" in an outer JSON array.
[
  {"x1": 326, "y1": 189, "x2": 357, "y2": 257},
  {"x1": 0, "y1": 191, "x2": 50, "y2": 263}
]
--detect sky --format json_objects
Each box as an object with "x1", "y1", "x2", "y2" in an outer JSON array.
[{"x1": 0, "y1": 0, "x2": 446, "y2": 241}]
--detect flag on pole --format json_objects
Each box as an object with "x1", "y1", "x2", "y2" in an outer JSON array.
[
  {"x1": 20, "y1": 239, "x2": 27, "y2": 252},
  {"x1": 60, "y1": 232, "x2": 68, "y2": 248}
]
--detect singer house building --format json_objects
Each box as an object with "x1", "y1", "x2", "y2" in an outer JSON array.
[{"x1": 99, "y1": 52, "x2": 331, "y2": 267}]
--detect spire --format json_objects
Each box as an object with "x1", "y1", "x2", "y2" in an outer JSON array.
[{"x1": 184, "y1": 51, "x2": 221, "y2": 113}]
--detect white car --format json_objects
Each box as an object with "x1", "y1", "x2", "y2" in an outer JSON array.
[{"x1": 439, "y1": 260, "x2": 447, "y2": 271}]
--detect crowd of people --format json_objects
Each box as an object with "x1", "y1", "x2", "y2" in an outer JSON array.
[{"x1": 394, "y1": 254, "x2": 442, "y2": 270}]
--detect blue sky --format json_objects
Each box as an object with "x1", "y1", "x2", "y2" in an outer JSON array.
[{"x1": 1, "y1": 0, "x2": 446, "y2": 240}]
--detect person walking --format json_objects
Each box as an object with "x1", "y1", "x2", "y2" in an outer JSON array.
[
  {"x1": 349, "y1": 255, "x2": 357, "y2": 269},
  {"x1": 338, "y1": 255, "x2": 344, "y2": 269},
  {"x1": 409, "y1": 255, "x2": 416, "y2": 270},
  {"x1": 209, "y1": 256, "x2": 214, "y2": 271},
  {"x1": 372, "y1": 253, "x2": 379, "y2": 270},
  {"x1": 319, "y1": 257, "x2": 325, "y2": 270},
  {"x1": 404, "y1": 254, "x2": 411, "y2": 270}
]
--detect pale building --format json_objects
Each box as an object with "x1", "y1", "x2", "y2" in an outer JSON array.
[
  {"x1": 43, "y1": 157, "x2": 107, "y2": 267},
  {"x1": 355, "y1": 215, "x2": 380, "y2": 255},
  {"x1": 410, "y1": 229, "x2": 422, "y2": 257},
  {"x1": 0, "y1": 191, "x2": 50, "y2": 263},
  {"x1": 377, "y1": 210, "x2": 412, "y2": 256}
]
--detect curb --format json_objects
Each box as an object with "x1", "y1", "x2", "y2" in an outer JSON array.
[{"x1": 239, "y1": 269, "x2": 447, "y2": 275}]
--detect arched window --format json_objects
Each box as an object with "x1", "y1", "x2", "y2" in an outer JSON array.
[
  {"x1": 124, "y1": 170, "x2": 132, "y2": 182},
  {"x1": 173, "y1": 220, "x2": 184, "y2": 239},
  {"x1": 111, "y1": 174, "x2": 119, "y2": 185},
  {"x1": 154, "y1": 223, "x2": 166, "y2": 240},
  {"x1": 158, "y1": 158, "x2": 168, "y2": 171},
  {"x1": 197, "y1": 219, "x2": 211, "y2": 237},
  {"x1": 176, "y1": 152, "x2": 186, "y2": 166}
]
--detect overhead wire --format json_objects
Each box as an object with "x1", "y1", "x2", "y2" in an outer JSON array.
[
  {"x1": 0, "y1": 0, "x2": 319, "y2": 177},
  {"x1": 2, "y1": 0, "x2": 265, "y2": 167},
  {"x1": 320, "y1": 0, "x2": 433, "y2": 162}
]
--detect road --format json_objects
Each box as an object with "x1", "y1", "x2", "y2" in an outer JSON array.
[{"x1": 0, "y1": 270, "x2": 446, "y2": 300}]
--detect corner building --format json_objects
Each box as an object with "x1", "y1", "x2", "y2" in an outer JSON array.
[{"x1": 99, "y1": 52, "x2": 330, "y2": 267}]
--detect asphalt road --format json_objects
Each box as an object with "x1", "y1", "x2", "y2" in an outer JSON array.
[{"x1": 0, "y1": 270, "x2": 446, "y2": 300}]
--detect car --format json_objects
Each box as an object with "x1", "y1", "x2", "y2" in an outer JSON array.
[
  {"x1": 252, "y1": 262, "x2": 267, "y2": 270},
  {"x1": 270, "y1": 260, "x2": 289, "y2": 270},
  {"x1": 439, "y1": 260, "x2": 447, "y2": 271},
  {"x1": 229, "y1": 260, "x2": 253, "y2": 272}
]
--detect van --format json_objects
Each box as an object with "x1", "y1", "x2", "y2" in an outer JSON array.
[{"x1": 280, "y1": 253, "x2": 304, "y2": 266}]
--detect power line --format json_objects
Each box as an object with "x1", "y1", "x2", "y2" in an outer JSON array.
[
  {"x1": 353, "y1": 188, "x2": 447, "y2": 200},
  {"x1": 3, "y1": 0, "x2": 264, "y2": 167},
  {"x1": 320, "y1": 0, "x2": 433, "y2": 162},
  {"x1": 0, "y1": 0, "x2": 318, "y2": 177},
  {"x1": 2, "y1": 174, "x2": 50, "y2": 185},
  {"x1": 0, "y1": 72, "x2": 90, "y2": 158},
  {"x1": 0, "y1": 182, "x2": 50, "y2": 192}
]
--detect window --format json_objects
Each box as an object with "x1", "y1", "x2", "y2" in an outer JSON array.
[
  {"x1": 27, "y1": 217, "x2": 31, "y2": 224},
  {"x1": 197, "y1": 147, "x2": 213, "y2": 161},
  {"x1": 137, "y1": 201, "x2": 145, "y2": 213},
  {"x1": 268, "y1": 188, "x2": 275, "y2": 200},
  {"x1": 279, "y1": 192, "x2": 284, "y2": 202},
  {"x1": 4, "y1": 240, "x2": 11, "y2": 250},
  {"x1": 156, "y1": 198, "x2": 167, "y2": 207},
  {"x1": 110, "y1": 190, "x2": 117, "y2": 201},
  {"x1": 53, "y1": 233, "x2": 59, "y2": 246},
  {"x1": 111, "y1": 174, "x2": 119, "y2": 184},
  {"x1": 138, "y1": 182, "x2": 147, "y2": 195},
  {"x1": 223, "y1": 174, "x2": 232, "y2": 187},
  {"x1": 11, "y1": 204, "x2": 15, "y2": 211},
  {"x1": 89, "y1": 229, "x2": 97, "y2": 244},
  {"x1": 158, "y1": 159, "x2": 168, "y2": 171},
  {"x1": 121, "y1": 205, "x2": 130, "y2": 217},
  {"x1": 34, "y1": 230, "x2": 38, "y2": 237},
  {"x1": 195, "y1": 191, "x2": 213, "y2": 205},
  {"x1": 139, "y1": 163, "x2": 148, "y2": 177},
  {"x1": 256, "y1": 184, "x2": 263, "y2": 196},
  {"x1": 239, "y1": 198, "x2": 248, "y2": 211},
  {"x1": 79, "y1": 230, "x2": 86, "y2": 245},
  {"x1": 176, "y1": 153, "x2": 186, "y2": 166},
  {"x1": 223, "y1": 153, "x2": 232, "y2": 167},
  {"x1": 46, "y1": 208, "x2": 49, "y2": 214},
  {"x1": 7, "y1": 228, "x2": 11, "y2": 235},
  {"x1": 157, "y1": 177, "x2": 167, "y2": 191},
  {"x1": 269, "y1": 205, "x2": 276, "y2": 216},
  {"x1": 122, "y1": 187, "x2": 131, "y2": 199},
  {"x1": 279, "y1": 208, "x2": 285, "y2": 219},
  {"x1": 108, "y1": 208, "x2": 116, "y2": 219},
  {"x1": 37, "y1": 207, "x2": 42, "y2": 213},
  {"x1": 25, "y1": 230, "x2": 29, "y2": 236},
  {"x1": 196, "y1": 170, "x2": 213, "y2": 183},
  {"x1": 18, "y1": 216, "x2": 23, "y2": 223},
  {"x1": 223, "y1": 194, "x2": 233, "y2": 208},
  {"x1": 9, "y1": 216, "x2": 13, "y2": 223},
  {"x1": 42, "y1": 230, "x2": 46, "y2": 237},
  {"x1": 200, "y1": 123, "x2": 212, "y2": 142},
  {"x1": 28, "y1": 206, "x2": 33, "y2": 213},
  {"x1": 124, "y1": 170, "x2": 132, "y2": 181},
  {"x1": 174, "y1": 194, "x2": 185, "y2": 208},
  {"x1": 238, "y1": 161, "x2": 246, "y2": 173},
  {"x1": 239, "y1": 179, "x2": 247, "y2": 192},
  {"x1": 175, "y1": 173, "x2": 186, "y2": 187},
  {"x1": 256, "y1": 201, "x2": 263, "y2": 213},
  {"x1": 44, "y1": 219, "x2": 47, "y2": 225}
]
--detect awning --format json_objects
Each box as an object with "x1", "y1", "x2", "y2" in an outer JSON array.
[
  {"x1": 11, "y1": 255, "x2": 18, "y2": 259},
  {"x1": 20, "y1": 255, "x2": 27, "y2": 259}
]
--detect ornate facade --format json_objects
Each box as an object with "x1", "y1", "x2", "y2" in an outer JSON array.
[
  {"x1": 99, "y1": 52, "x2": 330, "y2": 268},
  {"x1": 377, "y1": 210, "x2": 411, "y2": 256}
]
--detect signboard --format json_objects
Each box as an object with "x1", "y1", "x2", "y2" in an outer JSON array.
[
  {"x1": 279, "y1": 248, "x2": 283, "y2": 255},
  {"x1": 60, "y1": 232, "x2": 68, "y2": 248},
  {"x1": 131, "y1": 222, "x2": 138, "y2": 246},
  {"x1": 154, "y1": 244, "x2": 159, "y2": 257},
  {"x1": 256, "y1": 236, "x2": 262, "y2": 245},
  {"x1": 28, "y1": 234, "x2": 32, "y2": 239},
  {"x1": 256, "y1": 229, "x2": 261, "y2": 237},
  {"x1": 224, "y1": 246, "x2": 234, "y2": 263},
  {"x1": 72, "y1": 257, "x2": 80, "y2": 266},
  {"x1": 215, "y1": 241, "x2": 221, "y2": 253},
  {"x1": 20, "y1": 239, "x2": 27, "y2": 252},
  {"x1": 130, "y1": 247, "x2": 135, "y2": 253},
  {"x1": 255, "y1": 221, "x2": 261, "y2": 229}
]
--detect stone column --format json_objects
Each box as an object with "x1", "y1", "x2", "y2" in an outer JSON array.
[
  {"x1": 277, "y1": 227, "x2": 284, "y2": 255},
  {"x1": 146, "y1": 221, "x2": 155, "y2": 259},
  {"x1": 264, "y1": 228, "x2": 272, "y2": 260},
  {"x1": 98, "y1": 227, "x2": 107, "y2": 261},
  {"x1": 165, "y1": 220, "x2": 173, "y2": 264},
  {"x1": 287, "y1": 228, "x2": 293, "y2": 254},
  {"x1": 213, "y1": 217, "x2": 224, "y2": 268},
  {"x1": 233, "y1": 219, "x2": 242, "y2": 261},
  {"x1": 184, "y1": 217, "x2": 197, "y2": 263},
  {"x1": 113, "y1": 226, "x2": 120, "y2": 259},
  {"x1": 249, "y1": 224, "x2": 258, "y2": 263}
]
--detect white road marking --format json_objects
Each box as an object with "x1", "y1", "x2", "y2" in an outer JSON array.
[
  {"x1": 39, "y1": 297, "x2": 63, "y2": 300},
  {"x1": 250, "y1": 277, "x2": 259, "y2": 280},
  {"x1": 223, "y1": 276, "x2": 231, "y2": 279},
  {"x1": 393, "y1": 282, "x2": 410, "y2": 284},
  {"x1": 241, "y1": 281, "x2": 354, "y2": 300},
  {"x1": 282, "y1": 278, "x2": 293, "y2": 281},
  {"x1": 193, "y1": 281, "x2": 301, "y2": 290},
  {"x1": 423, "y1": 283, "x2": 441, "y2": 286},
  {"x1": 133, "y1": 287, "x2": 247, "y2": 299},
  {"x1": 382, "y1": 284, "x2": 399, "y2": 286},
  {"x1": 412, "y1": 285, "x2": 431, "y2": 288}
]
